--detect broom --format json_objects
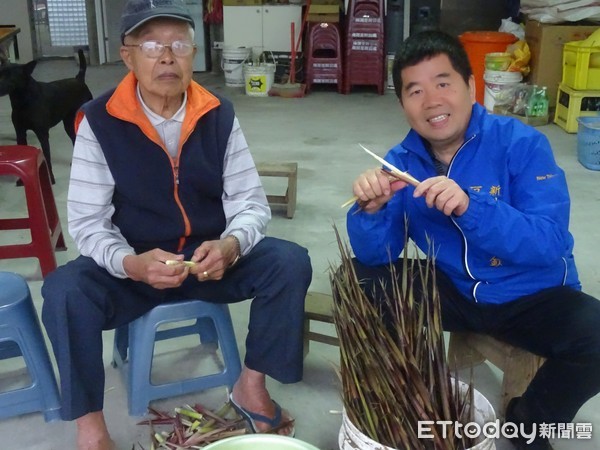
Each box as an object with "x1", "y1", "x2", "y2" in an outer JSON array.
[{"x1": 268, "y1": 2, "x2": 310, "y2": 98}]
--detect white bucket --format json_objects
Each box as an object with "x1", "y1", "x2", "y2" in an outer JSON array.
[
  {"x1": 338, "y1": 380, "x2": 496, "y2": 450},
  {"x1": 483, "y1": 69, "x2": 523, "y2": 112},
  {"x1": 222, "y1": 47, "x2": 251, "y2": 87},
  {"x1": 243, "y1": 63, "x2": 276, "y2": 97}
]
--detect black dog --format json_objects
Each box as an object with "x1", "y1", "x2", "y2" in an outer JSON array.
[{"x1": 0, "y1": 49, "x2": 93, "y2": 183}]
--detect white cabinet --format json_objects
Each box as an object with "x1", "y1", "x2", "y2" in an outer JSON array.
[{"x1": 223, "y1": 5, "x2": 302, "y2": 55}]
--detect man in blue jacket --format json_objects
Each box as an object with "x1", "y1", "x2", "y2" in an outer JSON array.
[{"x1": 346, "y1": 30, "x2": 600, "y2": 449}]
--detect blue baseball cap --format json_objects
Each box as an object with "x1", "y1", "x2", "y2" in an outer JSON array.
[{"x1": 120, "y1": 0, "x2": 195, "y2": 43}]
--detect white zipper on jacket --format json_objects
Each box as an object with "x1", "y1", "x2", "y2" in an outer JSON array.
[
  {"x1": 561, "y1": 257, "x2": 568, "y2": 285},
  {"x1": 446, "y1": 134, "x2": 480, "y2": 301}
]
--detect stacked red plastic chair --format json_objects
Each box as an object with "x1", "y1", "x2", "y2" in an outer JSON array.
[
  {"x1": 0, "y1": 145, "x2": 66, "y2": 277},
  {"x1": 343, "y1": 0, "x2": 385, "y2": 95},
  {"x1": 305, "y1": 22, "x2": 344, "y2": 94}
]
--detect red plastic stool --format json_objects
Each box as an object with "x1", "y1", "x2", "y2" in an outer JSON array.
[{"x1": 0, "y1": 146, "x2": 66, "y2": 277}]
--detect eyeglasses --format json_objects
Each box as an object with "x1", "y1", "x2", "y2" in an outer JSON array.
[{"x1": 124, "y1": 40, "x2": 196, "y2": 58}]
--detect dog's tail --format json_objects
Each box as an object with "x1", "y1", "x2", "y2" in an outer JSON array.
[{"x1": 75, "y1": 49, "x2": 87, "y2": 83}]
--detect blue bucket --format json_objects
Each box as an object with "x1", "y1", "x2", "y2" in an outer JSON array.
[{"x1": 577, "y1": 115, "x2": 600, "y2": 171}]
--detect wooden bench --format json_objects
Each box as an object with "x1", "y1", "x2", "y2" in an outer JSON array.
[
  {"x1": 256, "y1": 162, "x2": 297, "y2": 219},
  {"x1": 447, "y1": 332, "x2": 545, "y2": 415},
  {"x1": 303, "y1": 292, "x2": 339, "y2": 357}
]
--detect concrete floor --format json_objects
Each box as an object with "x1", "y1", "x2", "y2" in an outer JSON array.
[{"x1": 0, "y1": 57, "x2": 599, "y2": 450}]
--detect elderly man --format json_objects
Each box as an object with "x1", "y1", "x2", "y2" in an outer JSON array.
[{"x1": 41, "y1": 0, "x2": 311, "y2": 448}]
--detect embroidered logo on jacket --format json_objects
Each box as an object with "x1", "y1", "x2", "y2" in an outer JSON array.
[
  {"x1": 490, "y1": 257, "x2": 502, "y2": 267},
  {"x1": 469, "y1": 185, "x2": 501, "y2": 199},
  {"x1": 536, "y1": 173, "x2": 558, "y2": 181},
  {"x1": 489, "y1": 185, "x2": 501, "y2": 198}
]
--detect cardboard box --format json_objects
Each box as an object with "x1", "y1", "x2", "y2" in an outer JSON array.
[
  {"x1": 309, "y1": 0, "x2": 342, "y2": 20},
  {"x1": 493, "y1": 105, "x2": 549, "y2": 127},
  {"x1": 309, "y1": 4, "x2": 339, "y2": 14},
  {"x1": 525, "y1": 20, "x2": 598, "y2": 107},
  {"x1": 307, "y1": 13, "x2": 339, "y2": 23}
]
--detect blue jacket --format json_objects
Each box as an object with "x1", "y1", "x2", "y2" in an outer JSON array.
[{"x1": 347, "y1": 103, "x2": 581, "y2": 304}]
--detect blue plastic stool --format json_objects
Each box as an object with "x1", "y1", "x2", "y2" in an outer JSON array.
[
  {"x1": 112, "y1": 299, "x2": 242, "y2": 416},
  {"x1": 0, "y1": 272, "x2": 61, "y2": 421}
]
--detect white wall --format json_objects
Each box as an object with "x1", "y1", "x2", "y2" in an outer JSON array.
[{"x1": 3, "y1": 0, "x2": 34, "y2": 62}]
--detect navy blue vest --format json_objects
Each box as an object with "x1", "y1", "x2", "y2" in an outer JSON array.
[{"x1": 82, "y1": 89, "x2": 235, "y2": 255}]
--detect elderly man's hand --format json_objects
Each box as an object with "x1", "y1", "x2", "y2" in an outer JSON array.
[
  {"x1": 189, "y1": 236, "x2": 240, "y2": 282},
  {"x1": 413, "y1": 176, "x2": 470, "y2": 216},
  {"x1": 123, "y1": 249, "x2": 189, "y2": 289}
]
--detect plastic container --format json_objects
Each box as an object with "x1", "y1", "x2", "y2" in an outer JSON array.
[
  {"x1": 562, "y1": 28, "x2": 600, "y2": 91},
  {"x1": 243, "y1": 63, "x2": 276, "y2": 97},
  {"x1": 221, "y1": 47, "x2": 251, "y2": 87},
  {"x1": 526, "y1": 85, "x2": 549, "y2": 118},
  {"x1": 338, "y1": 380, "x2": 496, "y2": 450},
  {"x1": 577, "y1": 115, "x2": 600, "y2": 171},
  {"x1": 483, "y1": 69, "x2": 522, "y2": 112},
  {"x1": 484, "y1": 52, "x2": 512, "y2": 71},
  {"x1": 554, "y1": 82, "x2": 600, "y2": 133},
  {"x1": 202, "y1": 435, "x2": 320, "y2": 450},
  {"x1": 459, "y1": 31, "x2": 518, "y2": 105}
]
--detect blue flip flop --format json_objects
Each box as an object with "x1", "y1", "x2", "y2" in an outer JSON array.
[{"x1": 229, "y1": 392, "x2": 295, "y2": 437}]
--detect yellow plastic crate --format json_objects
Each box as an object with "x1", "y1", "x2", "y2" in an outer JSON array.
[
  {"x1": 561, "y1": 28, "x2": 600, "y2": 90},
  {"x1": 554, "y1": 83, "x2": 600, "y2": 133}
]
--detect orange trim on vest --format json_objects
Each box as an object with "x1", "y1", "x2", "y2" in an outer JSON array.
[
  {"x1": 105, "y1": 72, "x2": 221, "y2": 147},
  {"x1": 177, "y1": 236, "x2": 186, "y2": 253},
  {"x1": 75, "y1": 110, "x2": 85, "y2": 134}
]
